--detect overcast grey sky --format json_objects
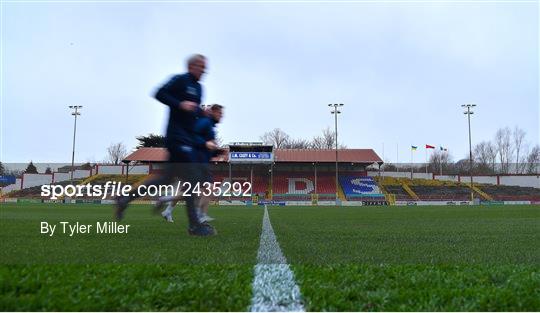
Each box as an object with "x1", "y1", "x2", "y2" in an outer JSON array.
[{"x1": 2, "y1": 1, "x2": 538, "y2": 164}]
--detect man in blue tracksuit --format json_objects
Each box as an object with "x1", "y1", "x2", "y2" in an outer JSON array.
[
  {"x1": 160, "y1": 104, "x2": 224, "y2": 223},
  {"x1": 115, "y1": 54, "x2": 217, "y2": 236},
  {"x1": 195, "y1": 104, "x2": 224, "y2": 222}
]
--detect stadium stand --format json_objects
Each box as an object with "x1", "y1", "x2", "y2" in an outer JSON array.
[
  {"x1": 269, "y1": 172, "x2": 337, "y2": 201},
  {"x1": 118, "y1": 147, "x2": 540, "y2": 204},
  {"x1": 316, "y1": 173, "x2": 337, "y2": 195},
  {"x1": 479, "y1": 185, "x2": 540, "y2": 201},
  {"x1": 375, "y1": 176, "x2": 479, "y2": 201},
  {"x1": 211, "y1": 171, "x2": 268, "y2": 199},
  {"x1": 82, "y1": 174, "x2": 147, "y2": 186},
  {"x1": 272, "y1": 173, "x2": 315, "y2": 195},
  {"x1": 7, "y1": 179, "x2": 83, "y2": 198},
  {"x1": 381, "y1": 185, "x2": 413, "y2": 201},
  {"x1": 339, "y1": 175, "x2": 385, "y2": 201},
  {"x1": 410, "y1": 185, "x2": 471, "y2": 201}
]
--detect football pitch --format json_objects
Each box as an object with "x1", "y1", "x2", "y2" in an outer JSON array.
[{"x1": 1, "y1": 203, "x2": 539, "y2": 311}]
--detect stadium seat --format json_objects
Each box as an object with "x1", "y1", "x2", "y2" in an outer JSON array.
[{"x1": 339, "y1": 175, "x2": 385, "y2": 201}]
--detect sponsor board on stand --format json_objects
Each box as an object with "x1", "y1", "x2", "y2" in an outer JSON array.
[
  {"x1": 341, "y1": 201, "x2": 364, "y2": 206},
  {"x1": 257, "y1": 200, "x2": 285, "y2": 206},
  {"x1": 395, "y1": 201, "x2": 418, "y2": 206},
  {"x1": 75, "y1": 199, "x2": 102, "y2": 204},
  {"x1": 503, "y1": 201, "x2": 531, "y2": 205},
  {"x1": 362, "y1": 200, "x2": 388, "y2": 206},
  {"x1": 396, "y1": 200, "x2": 471, "y2": 206},
  {"x1": 284, "y1": 201, "x2": 312, "y2": 206},
  {"x1": 441, "y1": 201, "x2": 472, "y2": 206},
  {"x1": 480, "y1": 201, "x2": 505, "y2": 205},
  {"x1": 2, "y1": 198, "x2": 18, "y2": 203},
  {"x1": 531, "y1": 200, "x2": 540, "y2": 205},
  {"x1": 17, "y1": 198, "x2": 42, "y2": 203},
  {"x1": 43, "y1": 199, "x2": 65, "y2": 204},
  {"x1": 317, "y1": 201, "x2": 337, "y2": 206},
  {"x1": 132, "y1": 200, "x2": 157, "y2": 205},
  {"x1": 219, "y1": 200, "x2": 247, "y2": 206}
]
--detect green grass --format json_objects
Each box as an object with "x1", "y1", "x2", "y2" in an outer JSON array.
[
  {"x1": 1, "y1": 203, "x2": 263, "y2": 264},
  {"x1": 269, "y1": 205, "x2": 540, "y2": 311},
  {"x1": 1, "y1": 203, "x2": 540, "y2": 311},
  {"x1": 292, "y1": 264, "x2": 540, "y2": 311},
  {"x1": 1, "y1": 264, "x2": 252, "y2": 311},
  {"x1": 268, "y1": 205, "x2": 540, "y2": 264},
  {"x1": 0, "y1": 203, "x2": 262, "y2": 311}
]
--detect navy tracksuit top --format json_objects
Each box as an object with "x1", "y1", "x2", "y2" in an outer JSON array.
[
  {"x1": 154, "y1": 73, "x2": 203, "y2": 148},
  {"x1": 193, "y1": 117, "x2": 218, "y2": 163}
]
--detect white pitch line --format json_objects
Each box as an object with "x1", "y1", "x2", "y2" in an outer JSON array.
[{"x1": 250, "y1": 205, "x2": 305, "y2": 312}]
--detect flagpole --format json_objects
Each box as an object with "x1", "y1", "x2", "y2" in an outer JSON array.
[
  {"x1": 425, "y1": 146, "x2": 428, "y2": 175},
  {"x1": 382, "y1": 143, "x2": 385, "y2": 174},
  {"x1": 396, "y1": 143, "x2": 399, "y2": 172},
  {"x1": 439, "y1": 146, "x2": 442, "y2": 176},
  {"x1": 411, "y1": 145, "x2": 413, "y2": 179}
]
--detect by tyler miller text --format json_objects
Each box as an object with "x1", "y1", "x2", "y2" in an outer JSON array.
[{"x1": 40, "y1": 222, "x2": 130, "y2": 236}]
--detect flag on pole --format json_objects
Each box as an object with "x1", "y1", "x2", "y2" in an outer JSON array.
[
  {"x1": 426, "y1": 144, "x2": 435, "y2": 149},
  {"x1": 440, "y1": 146, "x2": 448, "y2": 151},
  {"x1": 411, "y1": 146, "x2": 418, "y2": 150}
]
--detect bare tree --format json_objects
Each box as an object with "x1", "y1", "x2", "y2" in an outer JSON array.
[
  {"x1": 260, "y1": 128, "x2": 290, "y2": 149},
  {"x1": 428, "y1": 150, "x2": 453, "y2": 175},
  {"x1": 512, "y1": 126, "x2": 526, "y2": 173},
  {"x1": 310, "y1": 127, "x2": 346, "y2": 149},
  {"x1": 474, "y1": 141, "x2": 490, "y2": 167},
  {"x1": 485, "y1": 141, "x2": 497, "y2": 172},
  {"x1": 106, "y1": 142, "x2": 128, "y2": 165},
  {"x1": 261, "y1": 127, "x2": 348, "y2": 150},
  {"x1": 284, "y1": 138, "x2": 311, "y2": 149},
  {"x1": 494, "y1": 127, "x2": 513, "y2": 174},
  {"x1": 320, "y1": 127, "x2": 336, "y2": 149},
  {"x1": 310, "y1": 135, "x2": 327, "y2": 149},
  {"x1": 474, "y1": 141, "x2": 496, "y2": 174},
  {"x1": 452, "y1": 158, "x2": 471, "y2": 175},
  {"x1": 526, "y1": 145, "x2": 540, "y2": 174},
  {"x1": 311, "y1": 128, "x2": 334, "y2": 149}
]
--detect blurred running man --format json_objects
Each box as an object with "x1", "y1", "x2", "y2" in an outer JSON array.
[
  {"x1": 115, "y1": 54, "x2": 217, "y2": 236},
  {"x1": 161, "y1": 104, "x2": 224, "y2": 223}
]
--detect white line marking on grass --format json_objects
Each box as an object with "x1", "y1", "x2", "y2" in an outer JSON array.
[{"x1": 250, "y1": 205, "x2": 305, "y2": 312}]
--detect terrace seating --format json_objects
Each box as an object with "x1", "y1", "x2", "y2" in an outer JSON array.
[
  {"x1": 410, "y1": 185, "x2": 471, "y2": 201},
  {"x1": 384, "y1": 185, "x2": 413, "y2": 201},
  {"x1": 81, "y1": 174, "x2": 147, "y2": 186},
  {"x1": 376, "y1": 176, "x2": 484, "y2": 201},
  {"x1": 211, "y1": 171, "x2": 268, "y2": 196},
  {"x1": 339, "y1": 175, "x2": 385, "y2": 201},
  {"x1": 479, "y1": 185, "x2": 540, "y2": 201},
  {"x1": 272, "y1": 193, "x2": 311, "y2": 201},
  {"x1": 7, "y1": 179, "x2": 84, "y2": 199},
  {"x1": 273, "y1": 173, "x2": 314, "y2": 195},
  {"x1": 271, "y1": 172, "x2": 336, "y2": 195},
  {"x1": 315, "y1": 174, "x2": 336, "y2": 194}
]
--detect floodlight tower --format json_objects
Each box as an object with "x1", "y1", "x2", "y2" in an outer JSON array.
[
  {"x1": 69, "y1": 105, "x2": 82, "y2": 182},
  {"x1": 329, "y1": 103, "x2": 344, "y2": 203},
  {"x1": 462, "y1": 103, "x2": 476, "y2": 202}
]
